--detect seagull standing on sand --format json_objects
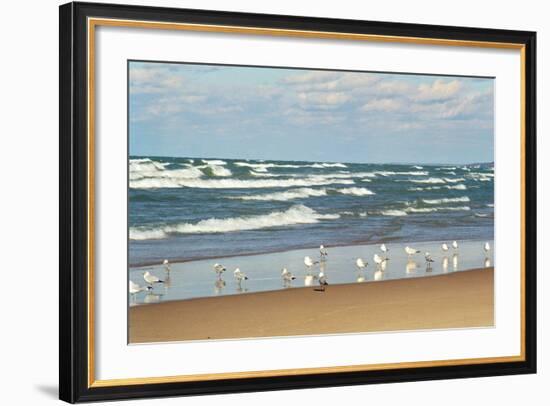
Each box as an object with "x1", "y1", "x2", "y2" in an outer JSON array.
[
  {"x1": 441, "y1": 243, "x2": 449, "y2": 252},
  {"x1": 143, "y1": 271, "x2": 164, "y2": 286},
  {"x1": 355, "y1": 257, "x2": 368, "y2": 271},
  {"x1": 315, "y1": 270, "x2": 329, "y2": 292},
  {"x1": 129, "y1": 280, "x2": 152, "y2": 295},
  {"x1": 213, "y1": 263, "x2": 226, "y2": 278},
  {"x1": 233, "y1": 268, "x2": 248, "y2": 283},
  {"x1": 425, "y1": 252, "x2": 435, "y2": 270},
  {"x1": 405, "y1": 246, "x2": 421, "y2": 258},
  {"x1": 452, "y1": 240, "x2": 459, "y2": 251},
  {"x1": 484, "y1": 242, "x2": 491, "y2": 254},
  {"x1": 163, "y1": 259, "x2": 171, "y2": 273},
  {"x1": 319, "y1": 245, "x2": 328, "y2": 260}
]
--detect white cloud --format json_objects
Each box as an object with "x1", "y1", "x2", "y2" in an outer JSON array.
[
  {"x1": 414, "y1": 79, "x2": 461, "y2": 102},
  {"x1": 130, "y1": 65, "x2": 185, "y2": 94},
  {"x1": 297, "y1": 91, "x2": 351, "y2": 109},
  {"x1": 361, "y1": 98, "x2": 403, "y2": 112}
]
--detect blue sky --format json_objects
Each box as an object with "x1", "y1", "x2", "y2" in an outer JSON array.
[{"x1": 129, "y1": 61, "x2": 494, "y2": 164}]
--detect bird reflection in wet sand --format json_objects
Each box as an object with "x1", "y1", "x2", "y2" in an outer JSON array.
[
  {"x1": 374, "y1": 270, "x2": 384, "y2": 281},
  {"x1": 406, "y1": 260, "x2": 418, "y2": 274},
  {"x1": 235, "y1": 284, "x2": 248, "y2": 294},
  {"x1": 163, "y1": 274, "x2": 172, "y2": 292},
  {"x1": 442, "y1": 256, "x2": 449, "y2": 273},
  {"x1": 452, "y1": 253, "x2": 459, "y2": 271},
  {"x1": 484, "y1": 257, "x2": 491, "y2": 268},
  {"x1": 214, "y1": 278, "x2": 226, "y2": 295},
  {"x1": 356, "y1": 272, "x2": 366, "y2": 283},
  {"x1": 144, "y1": 292, "x2": 162, "y2": 304}
]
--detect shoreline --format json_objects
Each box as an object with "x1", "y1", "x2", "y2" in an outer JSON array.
[
  {"x1": 130, "y1": 267, "x2": 494, "y2": 343},
  {"x1": 130, "y1": 236, "x2": 492, "y2": 268}
]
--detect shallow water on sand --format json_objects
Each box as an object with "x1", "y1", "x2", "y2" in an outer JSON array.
[{"x1": 129, "y1": 239, "x2": 493, "y2": 306}]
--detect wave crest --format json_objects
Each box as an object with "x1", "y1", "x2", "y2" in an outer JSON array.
[{"x1": 129, "y1": 205, "x2": 340, "y2": 239}]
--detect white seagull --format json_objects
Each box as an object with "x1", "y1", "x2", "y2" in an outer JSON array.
[
  {"x1": 355, "y1": 257, "x2": 368, "y2": 270},
  {"x1": 405, "y1": 246, "x2": 421, "y2": 257},
  {"x1": 213, "y1": 263, "x2": 226, "y2": 278},
  {"x1": 452, "y1": 240, "x2": 459, "y2": 250},
  {"x1": 319, "y1": 245, "x2": 328, "y2": 260},
  {"x1": 441, "y1": 243, "x2": 449, "y2": 252},
  {"x1": 304, "y1": 256, "x2": 318, "y2": 272},
  {"x1": 129, "y1": 280, "x2": 152, "y2": 295},
  {"x1": 373, "y1": 253, "x2": 386, "y2": 269},
  {"x1": 233, "y1": 268, "x2": 248, "y2": 283},
  {"x1": 380, "y1": 244, "x2": 389, "y2": 254},
  {"x1": 143, "y1": 271, "x2": 164, "y2": 285},
  {"x1": 315, "y1": 270, "x2": 328, "y2": 291},
  {"x1": 163, "y1": 259, "x2": 171, "y2": 272},
  {"x1": 425, "y1": 252, "x2": 434, "y2": 269},
  {"x1": 484, "y1": 242, "x2": 491, "y2": 254},
  {"x1": 281, "y1": 268, "x2": 296, "y2": 283}
]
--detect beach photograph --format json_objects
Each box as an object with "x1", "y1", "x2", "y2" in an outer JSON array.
[{"x1": 128, "y1": 61, "x2": 495, "y2": 343}]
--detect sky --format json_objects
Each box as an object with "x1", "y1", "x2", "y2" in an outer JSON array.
[{"x1": 129, "y1": 61, "x2": 494, "y2": 164}]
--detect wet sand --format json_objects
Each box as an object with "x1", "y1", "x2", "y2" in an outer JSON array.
[{"x1": 129, "y1": 267, "x2": 494, "y2": 343}]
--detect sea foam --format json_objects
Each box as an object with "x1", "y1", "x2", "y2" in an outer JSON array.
[
  {"x1": 130, "y1": 177, "x2": 355, "y2": 189},
  {"x1": 129, "y1": 204, "x2": 340, "y2": 239}
]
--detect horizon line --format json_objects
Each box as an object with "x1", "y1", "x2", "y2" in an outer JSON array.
[{"x1": 128, "y1": 154, "x2": 493, "y2": 166}]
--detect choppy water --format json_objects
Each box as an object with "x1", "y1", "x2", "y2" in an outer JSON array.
[{"x1": 129, "y1": 156, "x2": 494, "y2": 267}]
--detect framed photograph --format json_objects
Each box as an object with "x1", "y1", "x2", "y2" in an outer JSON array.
[{"x1": 59, "y1": 1, "x2": 537, "y2": 403}]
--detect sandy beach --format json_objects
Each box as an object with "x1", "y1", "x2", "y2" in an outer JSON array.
[{"x1": 129, "y1": 267, "x2": 493, "y2": 343}]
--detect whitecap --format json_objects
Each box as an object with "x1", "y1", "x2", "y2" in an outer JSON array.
[
  {"x1": 422, "y1": 196, "x2": 470, "y2": 205},
  {"x1": 409, "y1": 177, "x2": 446, "y2": 184},
  {"x1": 129, "y1": 205, "x2": 339, "y2": 238},
  {"x1": 230, "y1": 188, "x2": 328, "y2": 202},
  {"x1": 130, "y1": 176, "x2": 355, "y2": 189},
  {"x1": 380, "y1": 210, "x2": 408, "y2": 216},
  {"x1": 336, "y1": 187, "x2": 375, "y2": 196},
  {"x1": 201, "y1": 159, "x2": 227, "y2": 165},
  {"x1": 443, "y1": 177, "x2": 466, "y2": 183}
]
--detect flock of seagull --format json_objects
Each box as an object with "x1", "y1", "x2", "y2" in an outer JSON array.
[{"x1": 129, "y1": 241, "x2": 492, "y2": 296}]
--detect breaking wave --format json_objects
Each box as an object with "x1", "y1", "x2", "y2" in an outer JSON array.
[
  {"x1": 129, "y1": 205, "x2": 340, "y2": 239},
  {"x1": 229, "y1": 186, "x2": 375, "y2": 201},
  {"x1": 422, "y1": 196, "x2": 470, "y2": 205},
  {"x1": 130, "y1": 177, "x2": 355, "y2": 189},
  {"x1": 408, "y1": 184, "x2": 467, "y2": 191},
  {"x1": 335, "y1": 187, "x2": 375, "y2": 196}
]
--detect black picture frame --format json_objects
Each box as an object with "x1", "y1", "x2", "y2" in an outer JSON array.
[{"x1": 59, "y1": 1, "x2": 537, "y2": 403}]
